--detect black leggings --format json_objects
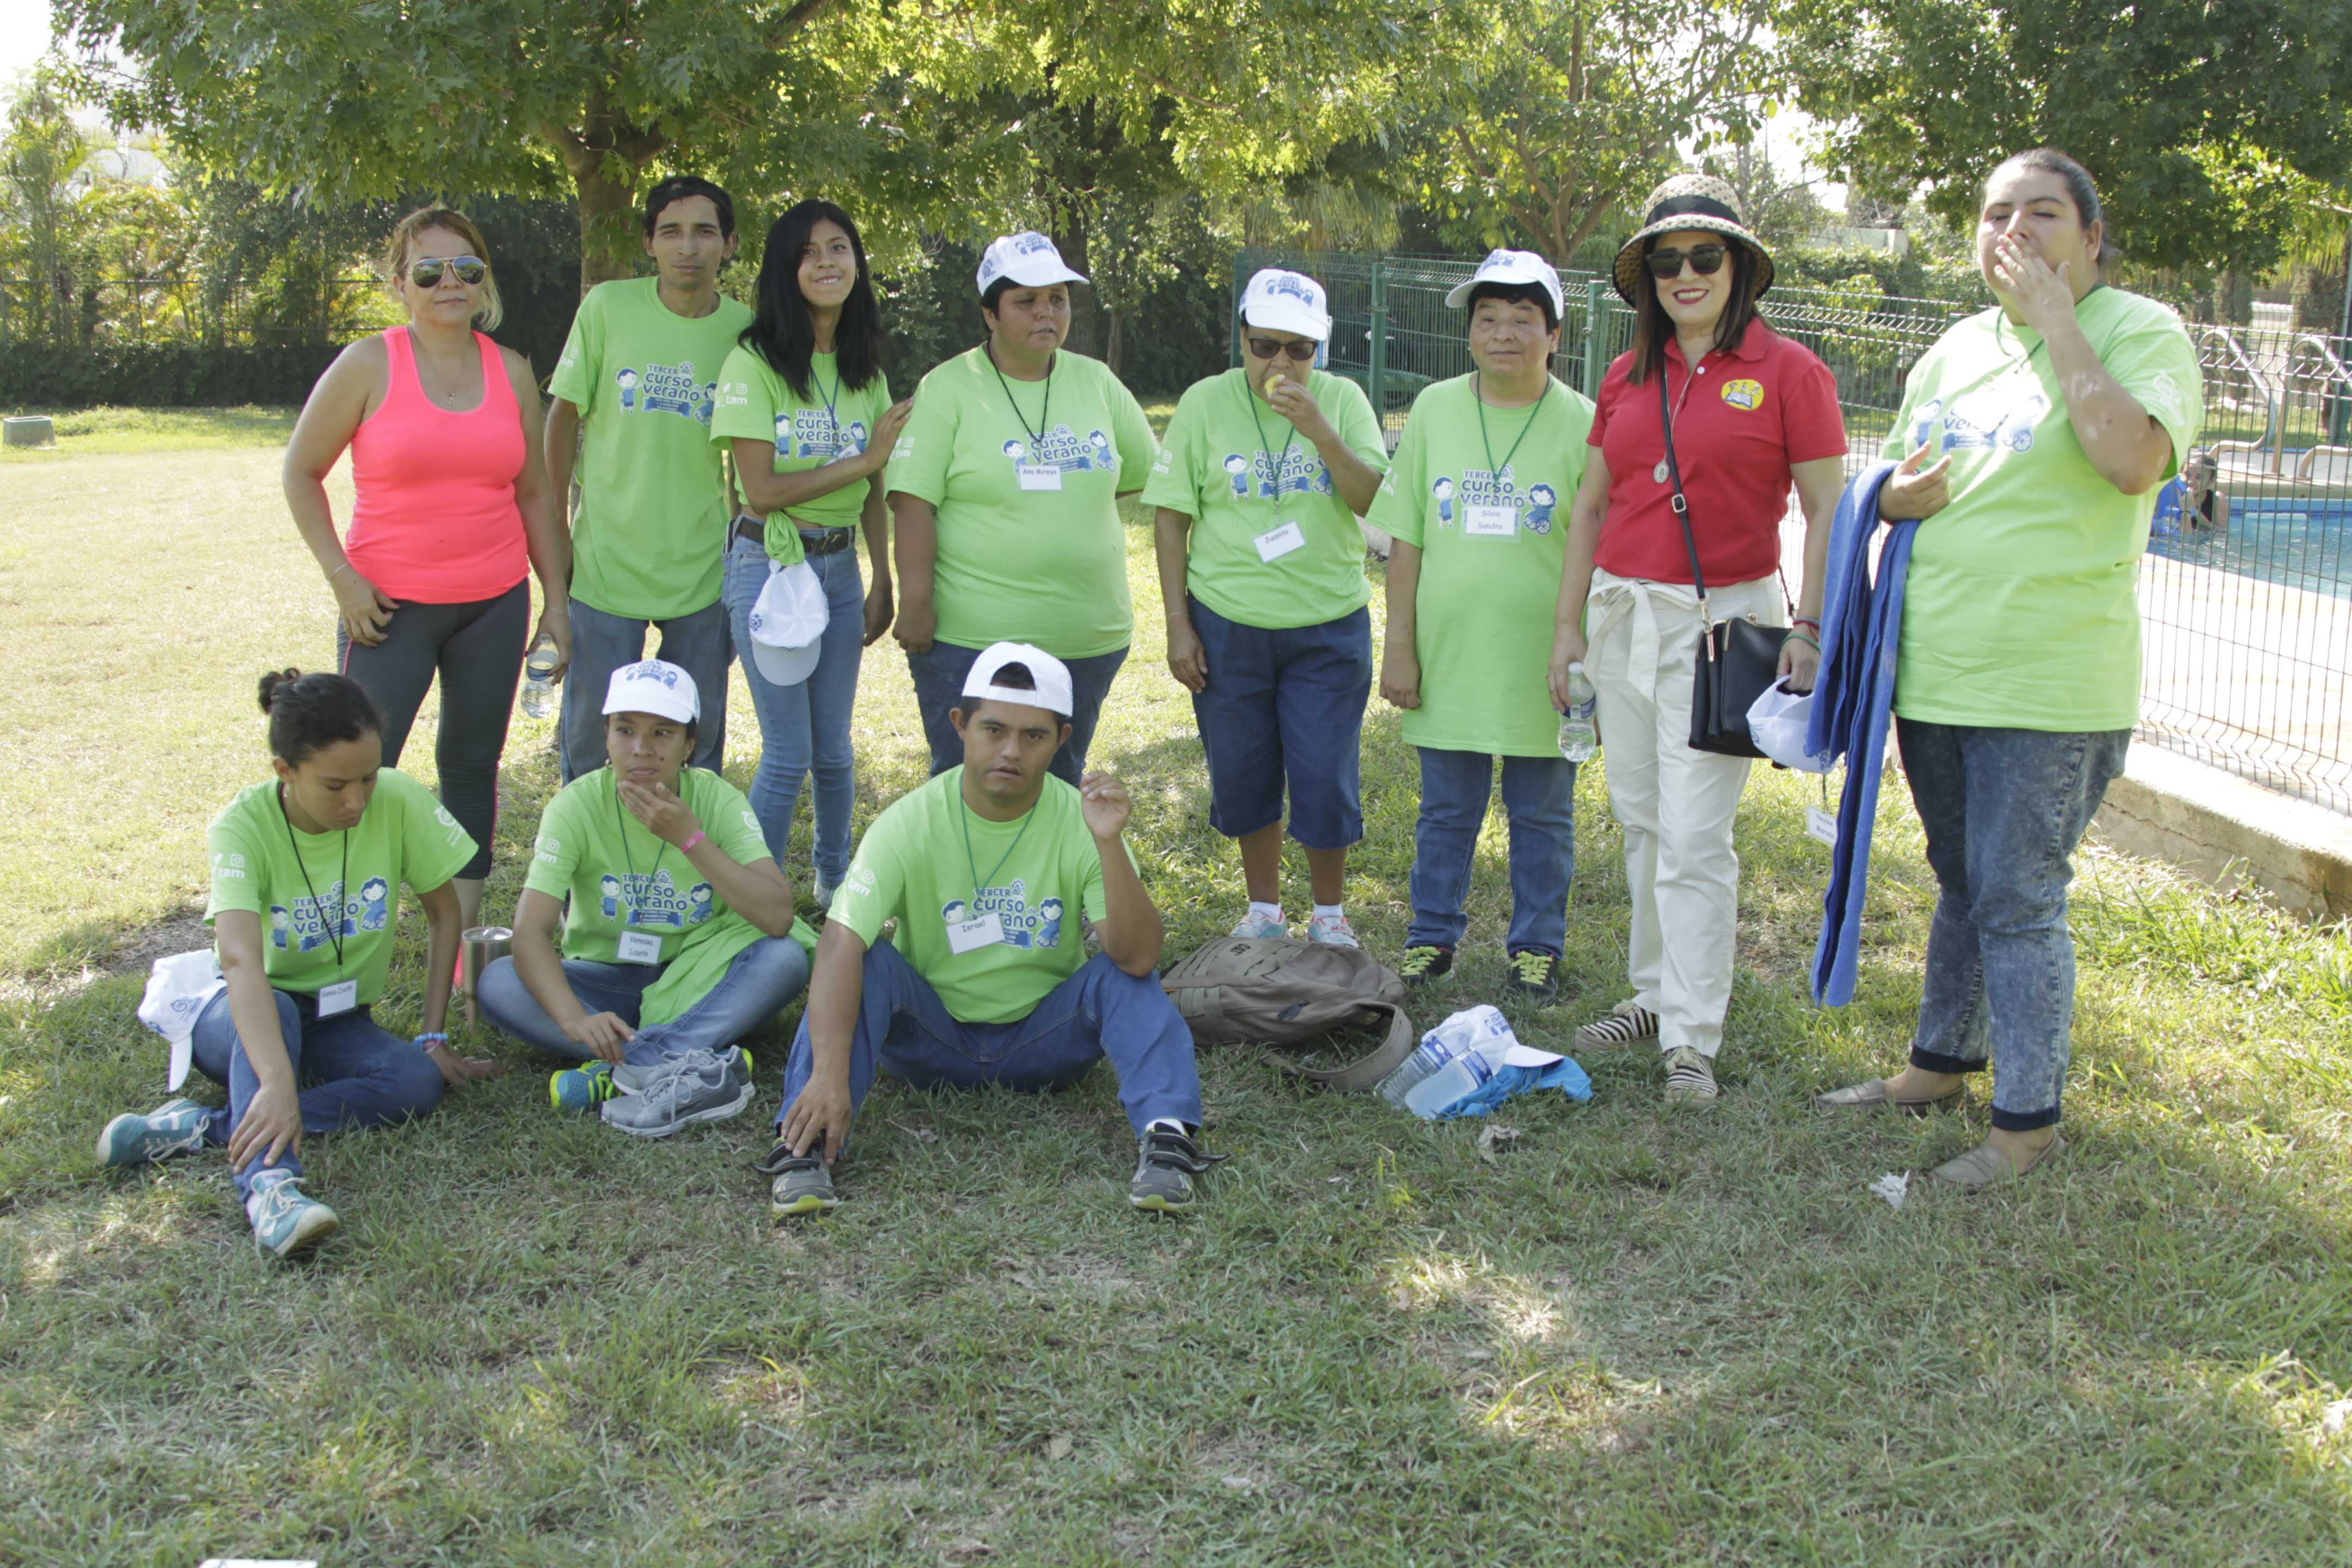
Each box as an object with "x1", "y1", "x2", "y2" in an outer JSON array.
[{"x1": 338, "y1": 581, "x2": 529, "y2": 880}]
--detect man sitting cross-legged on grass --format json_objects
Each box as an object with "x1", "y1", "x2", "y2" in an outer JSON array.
[
  {"x1": 477, "y1": 659, "x2": 816, "y2": 1137},
  {"x1": 763, "y1": 642, "x2": 1223, "y2": 1216}
]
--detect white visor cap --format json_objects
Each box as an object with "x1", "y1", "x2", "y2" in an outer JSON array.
[{"x1": 960, "y1": 641, "x2": 1075, "y2": 720}]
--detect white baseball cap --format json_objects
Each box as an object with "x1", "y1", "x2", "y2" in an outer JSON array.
[
  {"x1": 745, "y1": 560, "x2": 829, "y2": 686},
  {"x1": 1444, "y1": 248, "x2": 1565, "y2": 323},
  {"x1": 603, "y1": 659, "x2": 699, "y2": 725},
  {"x1": 1239, "y1": 268, "x2": 1332, "y2": 341},
  {"x1": 976, "y1": 232, "x2": 1088, "y2": 296},
  {"x1": 959, "y1": 641, "x2": 1074, "y2": 719}
]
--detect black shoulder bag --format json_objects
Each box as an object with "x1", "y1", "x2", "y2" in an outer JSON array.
[{"x1": 1657, "y1": 365, "x2": 1781, "y2": 758}]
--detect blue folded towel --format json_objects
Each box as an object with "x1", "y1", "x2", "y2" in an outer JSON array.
[{"x1": 1430, "y1": 1056, "x2": 1594, "y2": 1119}]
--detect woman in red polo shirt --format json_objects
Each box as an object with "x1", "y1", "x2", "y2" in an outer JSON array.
[{"x1": 1547, "y1": 174, "x2": 1848, "y2": 1107}]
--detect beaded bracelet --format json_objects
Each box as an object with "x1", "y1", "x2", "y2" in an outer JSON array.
[{"x1": 414, "y1": 1032, "x2": 450, "y2": 1052}]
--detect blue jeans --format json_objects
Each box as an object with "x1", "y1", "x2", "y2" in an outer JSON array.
[
  {"x1": 723, "y1": 534, "x2": 866, "y2": 885},
  {"x1": 1187, "y1": 598, "x2": 1371, "y2": 848},
  {"x1": 777, "y1": 944, "x2": 1201, "y2": 1142},
  {"x1": 475, "y1": 938, "x2": 812, "y2": 1065},
  {"x1": 1899, "y1": 719, "x2": 2130, "y2": 1131},
  {"x1": 906, "y1": 639, "x2": 1129, "y2": 787},
  {"x1": 188, "y1": 989, "x2": 446, "y2": 1200},
  {"x1": 1407, "y1": 748, "x2": 1577, "y2": 957},
  {"x1": 560, "y1": 592, "x2": 731, "y2": 783}
]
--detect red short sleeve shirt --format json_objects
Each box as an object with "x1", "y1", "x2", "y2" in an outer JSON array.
[{"x1": 1588, "y1": 322, "x2": 1848, "y2": 585}]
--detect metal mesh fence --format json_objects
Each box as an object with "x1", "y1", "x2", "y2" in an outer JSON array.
[{"x1": 1235, "y1": 249, "x2": 2352, "y2": 813}]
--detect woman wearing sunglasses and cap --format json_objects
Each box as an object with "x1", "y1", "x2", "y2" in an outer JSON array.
[
  {"x1": 885, "y1": 232, "x2": 1159, "y2": 786},
  {"x1": 283, "y1": 205, "x2": 573, "y2": 938},
  {"x1": 1547, "y1": 174, "x2": 1849, "y2": 1106},
  {"x1": 1144, "y1": 268, "x2": 1387, "y2": 947}
]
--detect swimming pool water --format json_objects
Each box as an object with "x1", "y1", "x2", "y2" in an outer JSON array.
[{"x1": 2147, "y1": 494, "x2": 2352, "y2": 603}]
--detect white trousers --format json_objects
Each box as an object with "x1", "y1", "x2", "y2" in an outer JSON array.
[{"x1": 1585, "y1": 568, "x2": 1784, "y2": 1058}]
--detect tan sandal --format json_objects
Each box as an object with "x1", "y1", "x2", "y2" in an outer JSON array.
[
  {"x1": 1813, "y1": 1077, "x2": 1963, "y2": 1117},
  {"x1": 1929, "y1": 1133, "x2": 2065, "y2": 1190}
]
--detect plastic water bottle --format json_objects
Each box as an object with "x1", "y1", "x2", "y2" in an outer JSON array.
[
  {"x1": 519, "y1": 632, "x2": 559, "y2": 719},
  {"x1": 1557, "y1": 661, "x2": 1598, "y2": 762},
  {"x1": 1377, "y1": 1005, "x2": 1512, "y2": 1111}
]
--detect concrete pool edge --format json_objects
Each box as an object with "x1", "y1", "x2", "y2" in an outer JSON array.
[{"x1": 2095, "y1": 743, "x2": 2352, "y2": 922}]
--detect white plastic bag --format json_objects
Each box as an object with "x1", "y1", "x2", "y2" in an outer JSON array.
[
  {"x1": 137, "y1": 947, "x2": 223, "y2": 1091},
  {"x1": 1748, "y1": 680, "x2": 1833, "y2": 774}
]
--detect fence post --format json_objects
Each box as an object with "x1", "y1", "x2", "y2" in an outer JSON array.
[
  {"x1": 1581, "y1": 278, "x2": 1606, "y2": 399},
  {"x1": 1368, "y1": 259, "x2": 1388, "y2": 418}
]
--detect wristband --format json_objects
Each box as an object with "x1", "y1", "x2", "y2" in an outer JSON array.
[
  {"x1": 1783, "y1": 630, "x2": 1821, "y2": 652},
  {"x1": 1790, "y1": 616, "x2": 1821, "y2": 632},
  {"x1": 679, "y1": 830, "x2": 707, "y2": 854},
  {"x1": 414, "y1": 1032, "x2": 449, "y2": 1052},
  {"x1": 328, "y1": 561, "x2": 356, "y2": 581}
]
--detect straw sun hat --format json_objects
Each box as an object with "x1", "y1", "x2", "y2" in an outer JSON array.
[{"x1": 1610, "y1": 173, "x2": 1776, "y2": 305}]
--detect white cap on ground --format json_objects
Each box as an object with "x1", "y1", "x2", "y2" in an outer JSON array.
[
  {"x1": 960, "y1": 641, "x2": 1074, "y2": 719},
  {"x1": 745, "y1": 560, "x2": 829, "y2": 686},
  {"x1": 1239, "y1": 268, "x2": 1332, "y2": 341},
  {"x1": 976, "y1": 232, "x2": 1088, "y2": 295},
  {"x1": 1444, "y1": 247, "x2": 1565, "y2": 321},
  {"x1": 603, "y1": 659, "x2": 700, "y2": 725}
]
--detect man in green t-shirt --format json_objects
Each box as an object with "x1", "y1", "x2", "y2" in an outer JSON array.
[
  {"x1": 1146, "y1": 268, "x2": 1388, "y2": 951},
  {"x1": 547, "y1": 175, "x2": 754, "y2": 784},
  {"x1": 760, "y1": 642, "x2": 1220, "y2": 1218}
]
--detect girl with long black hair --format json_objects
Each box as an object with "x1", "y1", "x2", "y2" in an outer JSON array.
[{"x1": 711, "y1": 199, "x2": 912, "y2": 905}]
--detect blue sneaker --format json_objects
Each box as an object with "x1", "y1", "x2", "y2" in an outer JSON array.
[
  {"x1": 95, "y1": 1098, "x2": 215, "y2": 1167},
  {"x1": 246, "y1": 1174, "x2": 339, "y2": 1259},
  {"x1": 550, "y1": 1059, "x2": 621, "y2": 1114}
]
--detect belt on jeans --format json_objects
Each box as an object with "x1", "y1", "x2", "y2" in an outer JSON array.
[{"x1": 731, "y1": 516, "x2": 853, "y2": 555}]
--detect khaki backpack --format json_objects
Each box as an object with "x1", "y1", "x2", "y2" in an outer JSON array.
[{"x1": 1160, "y1": 936, "x2": 1417, "y2": 1091}]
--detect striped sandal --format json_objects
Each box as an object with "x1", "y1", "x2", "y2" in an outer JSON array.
[
  {"x1": 1662, "y1": 1046, "x2": 1718, "y2": 1107},
  {"x1": 1574, "y1": 1000, "x2": 1660, "y2": 1050}
]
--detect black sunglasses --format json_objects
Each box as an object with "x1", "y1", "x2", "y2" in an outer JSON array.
[
  {"x1": 1645, "y1": 244, "x2": 1728, "y2": 281},
  {"x1": 1246, "y1": 335, "x2": 1318, "y2": 363},
  {"x1": 409, "y1": 255, "x2": 488, "y2": 289}
]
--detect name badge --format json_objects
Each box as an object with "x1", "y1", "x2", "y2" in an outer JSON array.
[
  {"x1": 1254, "y1": 520, "x2": 1306, "y2": 562},
  {"x1": 616, "y1": 929, "x2": 664, "y2": 965},
  {"x1": 316, "y1": 978, "x2": 358, "y2": 1018},
  {"x1": 1805, "y1": 805, "x2": 1840, "y2": 848},
  {"x1": 1016, "y1": 463, "x2": 1064, "y2": 492},
  {"x1": 946, "y1": 910, "x2": 1006, "y2": 954},
  {"x1": 1465, "y1": 505, "x2": 1518, "y2": 537}
]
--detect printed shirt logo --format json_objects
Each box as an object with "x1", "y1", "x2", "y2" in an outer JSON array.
[
  {"x1": 940, "y1": 881, "x2": 1067, "y2": 951},
  {"x1": 1720, "y1": 378, "x2": 1764, "y2": 411},
  {"x1": 1222, "y1": 448, "x2": 1333, "y2": 501},
  {"x1": 1914, "y1": 377, "x2": 2048, "y2": 456},
  {"x1": 776, "y1": 406, "x2": 867, "y2": 461},
  {"x1": 615, "y1": 360, "x2": 718, "y2": 427},
  {"x1": 597, "y1": 869, "x2": 715, "y2": 929},
  {"x1": 268, "y1": 878, "x2": 391, "y2": 951},
  {"x1": 1000, "y1": 422, "x2": 1116, "y2": 476},
  {"x1": 1429, "y1": 465, "x2": 1558, "y2": 534}
]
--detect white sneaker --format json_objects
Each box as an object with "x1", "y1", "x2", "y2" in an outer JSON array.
[
  {"x1": 1306, "y1": 912, "x2": 1360, "y2": 948},
  {"x1": 1229, "y1": 908, "x2": 1288, "y2": 940}
]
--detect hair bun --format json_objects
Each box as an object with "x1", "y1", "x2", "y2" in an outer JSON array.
[{"x1": 256, "y1": 667, "x2": 305, "y2": 713}]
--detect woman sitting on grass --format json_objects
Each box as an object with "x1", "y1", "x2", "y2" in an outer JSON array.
[{"x1": 97, "y1": 670, "x2": 506, "y2": 1258}]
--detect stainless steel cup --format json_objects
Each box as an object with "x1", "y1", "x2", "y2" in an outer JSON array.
[{"x1": 461, "y1": 925, "x2": 513, "y2": 1024}]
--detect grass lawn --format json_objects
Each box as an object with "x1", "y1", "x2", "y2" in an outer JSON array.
[{"x1": 4, "y1": 410, "x2": 2352, "y2": 1565}]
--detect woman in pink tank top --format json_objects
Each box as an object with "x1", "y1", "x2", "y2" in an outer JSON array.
[{"x1": 284, "y1": 206, "x2": 572, "y2": 930}]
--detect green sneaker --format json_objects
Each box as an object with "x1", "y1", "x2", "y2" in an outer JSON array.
[
  {"x1": 1128, "y1": 1124, "x2": 1227, "y2": 1214},
  {"x1": 96, "y1": 1098, "x2": 216, "y2": 1166},
  {"x1": 756, "y1": 1140, "x2": 838, "y2": 1218},
  {"x1": 550, "y1": 1059, "x2": 621, "y2": 1114},
  {"x1": 1397, "y1": 945, "x2": 1455, "y2": 987},
  {"x1": 246, "y1": 1174, "x2": 339, "y2": 1259}
]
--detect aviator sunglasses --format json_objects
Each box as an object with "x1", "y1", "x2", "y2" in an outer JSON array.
[
  {"x1": 1246, "y1": 335, "x2": 1319, "y2": 362},
  {"x1": 409, "y1": 255, "x2": 488, "y2": 289},
  {"x1": 1645, "y1": 244, "x2": 1728, "y2": 281}
]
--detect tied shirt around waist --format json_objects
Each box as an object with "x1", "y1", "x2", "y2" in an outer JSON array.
[{"x1": 346, "y1": 327, "x2": 530, "y2": 604}]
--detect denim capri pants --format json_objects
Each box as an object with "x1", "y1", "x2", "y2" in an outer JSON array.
[{"x1": 1186, "y1": 597, "x2": 1373, "y2": 849}]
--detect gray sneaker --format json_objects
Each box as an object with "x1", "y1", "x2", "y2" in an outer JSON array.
[
  {"x1": 756, "y1": 1140, "x2": 839, "y2": 1218},
  {"x1": 600, "y1": 1049, "x2": 754, "y2": 1138},
  {"x1": 614, "y1": 1044, "x2": 753, "y2": 1097},
  {"x1": 1128, "y1": 1125, "x2": 1227, "y2": 1214}
]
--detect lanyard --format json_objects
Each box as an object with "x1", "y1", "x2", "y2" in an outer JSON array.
[
  {"x1": 813, "y1": 357, "x2": 843, "y2": 447},
  {"x1": 1475, "y1": 372, "x2": 1550, "y2": 485},
  {"x1": 958, "y1": 786, "x2": 1037, "y2": 903},
  {"x1": 1241, "y1": 377, "x2": 1301, "y2": 505},
  {"x1": 985, "y1": 344, "x2": 1055, "y2": 445},
  {"x1": 278, "y1": 786, "x2": 349, "y2": 971},
  {"x1": 611, "y1": 777, "x2": 670, "y2": 928}
]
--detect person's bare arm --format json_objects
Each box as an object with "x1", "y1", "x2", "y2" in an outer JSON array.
[
  {"x1": 283, "y1": 340, "x2": 399, "y2": 646},
  {"x1": 1546, "y1": 454, "x2": 1613, "y2": 702},
  {"x1": 732, "y1": 397, "x2": 913, "y2": 515},
  {"x1": 860, "y1": 481, "x2": 895, "y2": 645},
  {"x1": 1267, "y1": 379, "x2": 1381, "y2": 513},
  {"x1": 509, "y1": 887, "x2": 634, "y2": 1063},
  {"x1": 506, "y1": 350, "x2": 572, "y2": 677},
  {"x1": 415, "y1": 879, "x2": 505, "y2": 1082},
  {"x1": 891, "y1": 492, "x2": 939, "y2": 653},
  {"x1": 1154, "y1": 506, "x2": 1206, "y2": 693},
  {"x1": 1777, "y1": 455, "x2": 1846, "y2": 693},
  {"x1": 615, "y1": 778, "x2": 797, "y2": 935},
  {"x1": 1991, "y1": 238, "x2": 2174, "y2": 494},
  {"x1": 544, "y1": 396, "x2": 581, "y2": 536},
  {"x1": 213, "y1": 909, "x2": 302, "y2": 1174},
  {"x1": 1079, "y1": 773, "x2": 1163, "y2": 976},
  {"x1": 779, "y1": 920, "x2": 870, "y2": 1162},
  {"x1": 1379, "y1": 541, "x2": 1424, "y2": 709}
]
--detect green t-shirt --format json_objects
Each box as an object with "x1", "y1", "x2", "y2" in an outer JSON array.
[
  {"x1": 831, "y1": 768, "x2": 1120, "y2": 1024},
  {"x1": 523, "y1": 766, "x2": 776, "y2": 967},
  {"x1": 885, "y1": 346, "x2": 1159, "y2": 659},
  {"x1": 205, "y1": 768, "x2": 476, "y2": 1004},
  {"x1": 1888, "y1": 288, "x2": 2203, "y2": 731},
  {"x1": 710, "y1": 345, "x2": 891, "y2": 557},
  {"x1": 1367, "y1": 373, "x2": 1597, "y2": 756},
  {"x1": 549, "y1": 277, "x2": 756, "y2": 620},
  {"x1": 1140, "y1": 367, "x2": 1386, "y2": 629}
]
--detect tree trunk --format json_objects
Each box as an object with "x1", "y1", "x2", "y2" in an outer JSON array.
[
  {"x1": 1054, "y1": 206, "x2": 1102, "y2": 360},
  {"x1": 573, "y1": 161, "x2": 641, "y2": 293}
]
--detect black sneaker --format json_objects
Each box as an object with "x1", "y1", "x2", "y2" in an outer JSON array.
[
  {"x1": 1129, "y1": 1125, "x2": 1228, "y2": 1214},
  {"x1": 754, "y1": 1140, "x2": 838, "y2": 1219},
  {"x1": 1504, "y1": 948, "x2": 1560, "y2": 1000},
  {"x1": 1397, "y1": 945, "x2": 1455, "y2": 986}
]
